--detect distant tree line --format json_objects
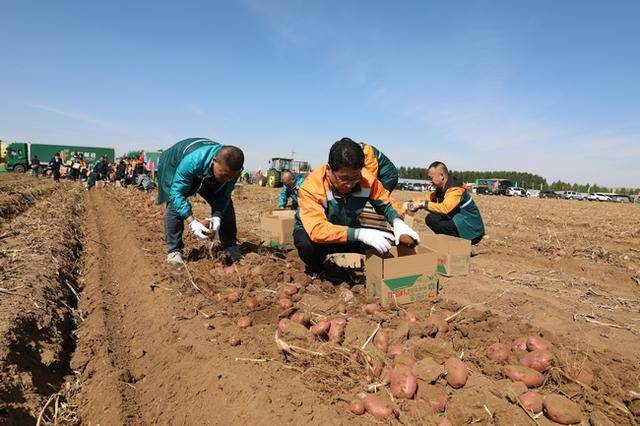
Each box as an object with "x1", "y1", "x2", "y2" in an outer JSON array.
[{"x1": 397, "y1": 167, "x2": 639, "y2": 195}]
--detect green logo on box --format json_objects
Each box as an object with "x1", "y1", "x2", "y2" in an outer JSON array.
[{"x1": 383, "y1": 274, "x2": 423, "y2": 291}]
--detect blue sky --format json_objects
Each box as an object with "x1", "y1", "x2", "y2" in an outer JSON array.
[{"x1": 1, "y1": 0, "x2": 638, "y2": 187}]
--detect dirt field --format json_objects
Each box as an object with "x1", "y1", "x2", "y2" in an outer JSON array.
[{"x1": 1, "y1": 175, "x2": 639, "y2": 425}]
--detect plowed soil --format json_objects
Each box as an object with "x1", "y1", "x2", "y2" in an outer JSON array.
[{"x1": 1, "y1": 176, "x2": 639, "y2": 425}]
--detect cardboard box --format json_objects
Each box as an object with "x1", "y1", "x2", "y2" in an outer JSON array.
[
  {"x1": 261, "y1": 214, "x2": 295, "y2": 249},
  {"x1": 365, "y1": 245, "x2": 439, "y2": 306},
  {"x1": 359, "y1": 210, "x2": 414, "y2": 232},
  {"x1": 419, "y1": 233, "x2": 471, "y2": 277},
  {"x1": 270, "y1": 209, "x2": 296, "y2": 218}
]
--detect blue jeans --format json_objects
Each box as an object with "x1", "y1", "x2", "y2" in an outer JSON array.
[{"x1": 163, "y1": 201, "x2": 237, "y2": 254}]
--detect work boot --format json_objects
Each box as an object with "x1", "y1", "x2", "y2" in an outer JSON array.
[
  {"x1": 167, "y1": 251, "x2": 184, "y2": 265},
  {"x1": 222, "y1": 246, "x2": 243, "y2": 263}
]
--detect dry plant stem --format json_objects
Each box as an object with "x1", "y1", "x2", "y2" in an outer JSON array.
[
  {"x1": 445, "y1": 288, "x2": 511, "y2": 322},
  {"x1": 181, "y1": 262, "x2": 209, "y2": 299},
  {"x1": 235, "y1": 357, "x2": 304, "y2": 372},
  {"x1": 361, "y1": 322, "x2": 381, "y2": 351},
  {"x1": 0, "y1": 287, "x2": 27, "y2": 297},
  {"x1": 36, "y1": 392, "x2": 58, "y2": 426}
]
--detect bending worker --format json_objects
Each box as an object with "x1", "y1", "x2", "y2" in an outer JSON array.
[
  {"x1": 408, "y1": 161, "x2": 484, "y2": 245},
  {"x1": 359, "y1": 140, "x2": 399, "y2": 192},
  {"x1": 157, "y1": 137, "x2": 245, "y2": 265},
  {"x1": 278, "y1": 171, "x2": 305, "y2": 209},
  {"x1": 294, "y1": 138, "x2": 419, "y2": 274}
]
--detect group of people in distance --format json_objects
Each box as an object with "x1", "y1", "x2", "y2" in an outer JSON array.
[{"x1": 157, "y1": 137, "x2": 485, "y2": 277}]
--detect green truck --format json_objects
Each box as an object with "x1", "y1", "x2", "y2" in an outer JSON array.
[{"x1": 5, "y1": 142, "x2": 115, "y2": 173}]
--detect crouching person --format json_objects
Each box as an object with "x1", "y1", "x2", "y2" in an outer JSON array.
[
  {"x1": 157, "y1": 137, "x2": 244, "y2": 265},
  {"x1": 278, "y1": 171, "x2": 305, "y2": 209},
  {"x1": 294, "y1": 138, "x2": 419, "y2": 275},
  {"x1": 408, "y1": 161, "x2": 484, "y2": 245}
]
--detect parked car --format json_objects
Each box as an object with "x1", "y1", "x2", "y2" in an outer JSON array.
[
  {"x1": 526, "y1": 189, "x2": 540, "y2": 198},
  {"x1": 564, "y1": 191, "x2": 584, "y2": 200},
  {"x1": 610, "y1": 194, "x2": 630, "y2": 203},
  {"x1": 506, "y1": 187, "x2": 526, "y2": 197},
  {"x1": 539, "y1": 190, "x2": 561, "y2": 199},
  {"x1": 587, "y1": 193, "x2": 612, "y2": 202}
]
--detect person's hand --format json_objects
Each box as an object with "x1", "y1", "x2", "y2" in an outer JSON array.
[
  {"x1": 405, "y1": 201, "x2": 424, "y2": 213},
  {"x1": 392, "y1": 218, "x2": 420, "y2": 246},
  {"x1": 356, "y1": 228, "x2": 394, "y2": 254},
  {"x1": 208, "y1": 216, "x2": 221, "y2": 235},
  {"x1": 189, "y1": 219, "x2": 210, "y2": 240}
]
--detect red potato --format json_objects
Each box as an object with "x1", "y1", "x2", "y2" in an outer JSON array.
[
  {"x1": 526, "y1": 336, "x2": 552, "y2": 352},
  {"x1": 328, "y1": 318, "x2": 347, "y2": 343},
  {"x1": 229, "y1": 335, "x2": 241, "y2": 346},
  {"x1": 363, "y1": 395, "x2": 397, "y2": 419},
  {"x1": 389, "y1": 366, "x2": 418, "y2": 399},
  {"x1": 290, "y1": 311, "x2": 311, "y2": 327},
  {"x1": 367, "y1": 357, "x2": 383, "y2": 378},
  {"x1": 350, "y1": 399, "x2": 365, "y2": 415},
  {"x1": 277, "y1": 299, "x2": 294, "y2": 310},
  {"x1": 520, "y1": 349, "x2": 553, "y2": 372},
  {"x1": 404, "y1": 311, "x2": 418, "y2": 323},
  {"x1": 543, "y1": 394, "x2": 582, "y2": 425},
  {"x1": 237, "y1": 316, "x2": 252, "y2": 329},
  {"x1": 364, "y1": 303, "x2": 381, "y2": 314},
  {"x1": 501, "y1": 365, "x2": 545, "y2": 388},
  {"x1": 426, "y1": 315, "x2": 449, "y2": 335},
  {"x1": 444, "y1": 357, "x2": 468, "y2": 389},
  {"x1": 226, "y1": 290, "x2": 240, "y2": 303},
  {"x1": 519, "y1": 391, "x2": 543, "y2": 414},
  {"x1": 388, "y1": 345, "x2": 405, "y2": 358},
  {"x1": 564, "y1": 365, "x2": 595, "y2": 387},
  {"x1": 337, "y1": 303, "x2": 347, "y2": 313},
  {"x1": 291, "y1": 293, "x2": 302, "y2": 302},
  {"x1": 512, "y1": 337, "x2": 528, "y2": 352},
  {"x1": 380, "y1": 367, "x2": 392, "y2": 386},
  {"x1": 487, "y1": 343, "x2": 509, "y2": 362},
  {"x1": 278, "y1": 318, "x2": 290, "y2": 334},
  {"x1": 373, "y1": 329, "x2": 388, "y2": 353},
  {"x1": 244, "y1": 296, "x2": 259, "y2": 311},
  {"x1": 284, "y1": 286, "x2": 298, "y2": 296},
  {"x1": 223, "y1": 265, "x2": 235, "y2": 274},
  {"x1": 310, "y1": 320, "x2": 331, "y2": 337}
]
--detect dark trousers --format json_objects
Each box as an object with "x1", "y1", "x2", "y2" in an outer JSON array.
[
  {"x1": 382, "y1": 178, "x2": 398, "y2": 193},
  {"x1": 71, "y1": 169, "x2": 79, "y2": 181},
  {"x1": 52, "y1": 169, "x2": 61, "y2": 182},
  {"x1": 293, "y1": 228, "x2": 367, "y2": 273},
  {"x1": 164, "y1": 201, "x2": 238, "y2": 254},
  {"x1": 425, "y1": 212, "x2": 483, "y2": 245}
]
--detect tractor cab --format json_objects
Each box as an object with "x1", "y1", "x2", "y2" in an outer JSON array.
[{"x1": 264, "y1": 157, "x2": 310, "y2": 187}]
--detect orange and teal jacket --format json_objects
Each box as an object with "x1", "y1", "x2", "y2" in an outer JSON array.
[
  {"x1": 417, "y1": 177, "x2": 484, "y2": 241},
  {"x1": 295, "y1": 164, "x2": 404, "y2": 243},
  {"x1": 361, "y1": 143, "x2": 398, "y2": 187}
]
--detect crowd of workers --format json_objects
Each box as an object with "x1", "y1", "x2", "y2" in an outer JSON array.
[
  {"x1": 31, "y1": 150, "x2": 157, "y2": 191},
  {"x1": 157, "y1": 137, "x2": 485, "y2": 276}
]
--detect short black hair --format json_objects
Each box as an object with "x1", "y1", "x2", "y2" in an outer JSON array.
[
  {"x1": 428, "y1": 161, "x2": 448, "y2": 176},
  {"x1": 328, "y1": 137, "x2": 365, "y2": 171},
  {"x1": 217, "y1": 146, "x2": 244, "y2": 171}
]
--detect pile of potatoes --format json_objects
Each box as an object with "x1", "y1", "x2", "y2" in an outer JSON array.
[{"x1": 487, "y1": 335, "x2": 592, "y2": 424}]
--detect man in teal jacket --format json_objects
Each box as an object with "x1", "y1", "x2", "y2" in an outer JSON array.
[
  {"x1": 278, "y1": 171, "x2": 305, "y2": 209},
  {"x1": 157, "y1": 138, "x2": 245, "y2": 265}
]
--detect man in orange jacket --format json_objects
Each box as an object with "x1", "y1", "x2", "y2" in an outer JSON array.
[{"x1": 294, "y1": 138, "x2": 419, "y2": 274}]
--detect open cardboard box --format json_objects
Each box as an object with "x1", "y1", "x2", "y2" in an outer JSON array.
[
  {"x1": 270, "y1": 209, "x2": 296, "y2": 218},
  {"x1": 260, "y1": 213, "x2": 295, "y2": 249},
  {"x1": 419, "y1": 233, "x2": 471, "y2": 277},
  {"x1": 365, "y1": 245, "x2": 439, "y2": 306}
]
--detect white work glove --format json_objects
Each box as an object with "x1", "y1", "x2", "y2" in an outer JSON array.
[
  {"x1": 392, "y1": 218, "x2": 420, "y2": 245},
  {"x1": 356, "y1": 228, "x2": 394, "y2": 254},
  {"x1": 189, "y1": 219, "x2": 210, "y2": 241},
  {"x1": 206, "y1": 216, "x2": 221, "y2": 237}
]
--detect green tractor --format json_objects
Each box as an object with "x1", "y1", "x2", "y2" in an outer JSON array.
[{"x1": 266, "y1": 157, "x2": 310, "y2": 188}]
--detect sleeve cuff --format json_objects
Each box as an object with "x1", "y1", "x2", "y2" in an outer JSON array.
[
  {"x1": 211, "y1": 211, "x2": 223, "y2": 219},
  {"x1": 347, "y1": 227, "x2": 357, "y2": 242}
]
